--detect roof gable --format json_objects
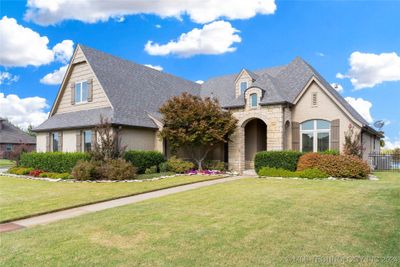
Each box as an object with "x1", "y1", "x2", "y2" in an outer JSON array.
[{"x1": 0, "y1": 119, "x2": 36, "y2": 144}]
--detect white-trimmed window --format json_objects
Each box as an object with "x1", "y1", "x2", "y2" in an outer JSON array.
[
  {"x1": 300, "y1": 120, "x2": 330, "y2": 152},
  {"x1": 250, "y1": 93, "x2": 258, "y2": 108},
  {"x1": 75, "y1": 81, "x2": 88, "y2": 103},
  {"x1": 240, "y1": 81, "x2": 247, "y2": 94}
]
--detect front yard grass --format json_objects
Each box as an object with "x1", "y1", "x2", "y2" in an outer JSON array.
[
  {"x1": 0, "y1": 159, "x2": 15, "y2": 168},
  {"x1": 1, "y1": 172, "x2": 399, "y2": 266},
  {"x1": 0, "y1": 175, "x2": 223, "y2": 222}
]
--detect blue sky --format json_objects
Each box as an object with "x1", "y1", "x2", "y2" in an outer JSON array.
[{"x1": 0, "y1": 0, "x2": 399, "y2": 148}]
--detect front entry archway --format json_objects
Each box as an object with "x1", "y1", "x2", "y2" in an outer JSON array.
[{"x1": 244, "y1": 118, "x2": 267, "y2": 169}]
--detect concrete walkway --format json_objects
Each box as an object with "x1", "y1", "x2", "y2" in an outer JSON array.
[{"x1": 0, "y1": 176, "x2": 244, "y2": 233}]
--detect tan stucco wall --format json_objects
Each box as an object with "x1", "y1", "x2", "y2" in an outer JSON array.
[
  {"x1": 53, "y1": 46, "x2": 111, "y2": 114},
  {"x1": 362, "y1": 132, "x2": 380, "y2": 161},
  {"x1": 36, "y1": 132, "x2": 47, "y2": 152},
  {"x1": 119, "y1": 128, "x2": 157, "y2": 151},
  {"x1": 291, "y1": 81, "x2": 360, "y2": 153},
  {"x1": 62, "y1": 130, "x2": 78, "y2": 152}
]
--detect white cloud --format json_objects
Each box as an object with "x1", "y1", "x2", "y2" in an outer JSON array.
[
  {"x1": 345, "y1": 97, "x2": 373, "y2": 123},
  {"x1": 337, "y1": 51, "x2": 400, "y2": 89},
  {"x1": 155, "y1": 24, "x2": 161, "y2": 29},
  {"x1": 53, "y1": 40, "x2": 74, "y2": 64},
  {"x1": 384, "y1": 133, "x2": 400, "y2": 149},
  {"x1": 40, "y1": 65, "x2": 68, "y2": 85},
  {"x1": 0, "y1": 92, "x2": 49, "y2": 130},
  {"x1": 316, "y1": 52, "x2": 325, "y2": 57},
  {"x1": 145, "y1": 21, "x2": 241, "y2": 57},
  {"x1": 144, "y1": 64, "x2": 163, "y2": 71},
  {"x1": 330, "y1": 83, "x2": 343, "y2": 93},
  {"x1": 195, "y1": 80, "x2": 204, "y2": 84},
  {"x1": 0, "y1": 71, "x2": 19, "y2": 85},
  {"x1": 0, "y1": 16, "x2": 74, "y2": 67},
  {"x1": 25, "y1": 0, "x2": 277, "y2": 25}
]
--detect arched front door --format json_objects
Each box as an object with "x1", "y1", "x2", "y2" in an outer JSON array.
[{"x1": 244, "y1": 118, "x2": 267, "y2": 169}]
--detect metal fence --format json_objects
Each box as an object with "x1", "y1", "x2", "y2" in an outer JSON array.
[{"x1": 368, "y1": 153, "x2": 400, "y2": 171}]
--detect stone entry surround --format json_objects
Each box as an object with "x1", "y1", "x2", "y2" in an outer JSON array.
[{"x1": 228, "y1": 105, "x2": 286, "y2": 173}]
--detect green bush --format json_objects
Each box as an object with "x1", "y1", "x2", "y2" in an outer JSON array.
[
  {"x1": 166, "y1": 156, "x2": 195, "y2": 173},
  {"x1": 297, "y1": 153, "x2": 371, "y2": 179},
  {"x1": 258, "y1": 167, "x2": 297, "y2": 178},
  {"x1": 144, "y1": 165, "x2": 158, "y2": 174},
  {"x1": 297, "y1": 168, "x2": 328, "y2": 179},
  {"x1": 254, "y1": 151, "x2": 303, "y2": 173},
  {"x1": 72, "y1": 159, "x2": 137, "y2": 180},
  {"x1": 100, "y1": 159, "x2": 137, "y2": 180},
  {"x1": 258, "y1": 167, "x2": 328, "y2": 179},
  {"x1": 8, "y1": 166, "x2": 33, "y2": 175},
  {"x1": 159, "y1": 162, "x2": 168, "y2": 172},
  {"x1": 72, "y1": 160, "x2": 101, "y2": 180},
  {"x1": 20, "y1": 152, "x2": 90, "y2": 173},
  {"x1": 124, "y1": 150, "x2": 165, "y2": 174},
  {"x1": 203, "y1": 160, "x2": 226, "y2": 171}
]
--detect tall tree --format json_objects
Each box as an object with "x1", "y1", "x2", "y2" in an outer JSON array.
[{"x1": 159, "y1": 93, "x2": 237, "y2": 170}]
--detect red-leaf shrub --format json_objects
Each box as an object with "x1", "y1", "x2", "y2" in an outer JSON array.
[
  {"x1": 29, "y1": 169, "x2": 43, "y2": 177},
  {"x1": 297, "y1": 153, "x2": 371, "y2": 179}
]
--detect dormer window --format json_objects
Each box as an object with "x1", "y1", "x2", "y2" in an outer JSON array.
[
  {"x1": 75, "y1": 81, "x2": 88, "y2": 103},
  {"x1": 250, "y1": 93, "x2": 258, "y2": 108},
  {"x1": 240, "y1": 81, "x2": 248, "y2": 94}
]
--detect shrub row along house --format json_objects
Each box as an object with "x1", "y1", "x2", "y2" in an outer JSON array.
[
  {"x1": 34, "y1": 45, "x2": 382, "y2": 173},
  {"x1": 0, "y1": 118, "x2": 36, "y2": 159}
]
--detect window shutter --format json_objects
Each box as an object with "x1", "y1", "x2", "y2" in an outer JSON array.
[
  {"x1": 87, "y1": 79, "x2": 93, "y2": 102},
  {"x1": 58, "y1": 132, "x2": 63, "y2": 152},
  {"x1": 76, "y1": 131, "x2": 81, "y2": 152},
  {"x1": 91, "y1": 130, "x2": 97, "y2": 149},
  {"x1": 71, "y1": 83, "x2": 75, "y2": 105},
  {"x1": 331, "y1": 119, "x2": 340, "y2": 151},
  {"x1": 292, "y1": 122, "x2": 300, "y2": 151},
  {"x1": 46, "y1": 133, "x2": 50, "y2": 152}
]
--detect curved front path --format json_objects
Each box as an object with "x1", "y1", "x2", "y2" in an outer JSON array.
[{"x1": 0, "y1": 176, "x2": 245, "y2": 233}]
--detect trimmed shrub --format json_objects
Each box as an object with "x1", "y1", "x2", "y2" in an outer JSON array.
[
  {"x1": 258, "y1": 167, "x2": 328, "y2": 179},
  {"x1": 166, "y1": 156, "x2": 195, "y2": 173},
  {"x1": 254, "y1": 151, "x2": 303, "y2": 173},
  {"x1": 20, "y1": 152, "x2": 90, "y2": 173},
  {"x1": 8, "y1": 166, "x2": 33, "y2": 175},
  {"x1": 29, "y1": 169, "x2": 43, "y2": 177},
  {"x1": 100, "y1": 159, "x2": 137, "y2": 180},
  {"x1": 258, "y1": 167, "x2": 297, "y2": 178},
  {"x1": 124, "y1": 150, "x2": 165, "y2": 174},
  {"x1": 159, "y1": 162, "x2": 168, "y2": 173},
  {"x1": 72, "y1": 160, "x2": 101, "y2": 181},
  {"x1": 144, "y1": 165, "x2": 158, "y2": 174},
  {"x1": 297, "y1": 153, "x2": 371, "y2": 179},
  {"x1": 297, "y1": 168, "x2": 328, "y2": 179}
]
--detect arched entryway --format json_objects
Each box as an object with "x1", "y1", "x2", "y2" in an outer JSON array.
[{"x1": 244, "y1": 118, "x2": 267, "y2": 169}]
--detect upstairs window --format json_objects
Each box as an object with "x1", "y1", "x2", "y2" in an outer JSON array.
[
  {"x1": 301, "y1": 120, "x2": 330, "y2": 152},
  {"x1": 75, "y1": 81, "x2": 88, "y2": 103},
  {"x1": 52, "y1": 132, "x2": 59, "y2": 152},
  {"x1": 240, "y1": 81, "x2": 247, "y2": 94},
  {"x1": 6, "y1": 144, "x2": 13, "y2": 151},
  {"x1": 250, "y1": 93, "x2": 258, "y2": 108}
]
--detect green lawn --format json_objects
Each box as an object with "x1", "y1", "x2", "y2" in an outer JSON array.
[
  {"x1": 1, "y1": 172, "x2": 399, "y2": 266},
  {"x1": 0, "y1": 175, "x2": 223, "y2": 222},
  {"x1": 0, "y1": 159, "x2": 15, "y2": 168}
]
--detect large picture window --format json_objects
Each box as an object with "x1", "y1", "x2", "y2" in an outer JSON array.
[
  {"x1": 300, "y1": 120, "x2": 330, "y2": 152},
  {"x1": 52, "y1": 132, "x2": 59, "y2": 152},
  {"x1": 83, "y1": 130, "x2": 92, "y2": 152},
  {"x1": 75, "y1": 81, "x2": 88, "y2": 103}
]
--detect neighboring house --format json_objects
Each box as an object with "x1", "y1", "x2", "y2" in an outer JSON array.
[
  {"x1": 34, "y1": 45, "x2": 382, "y2": 172},
  {"x1": 0, "y1": 118, "x2": 36, "y2": 159}
]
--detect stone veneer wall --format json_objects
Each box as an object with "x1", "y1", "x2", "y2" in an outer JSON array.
[{"x1": 228, "y1": 104, "x2": 284, "y2": 173}]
